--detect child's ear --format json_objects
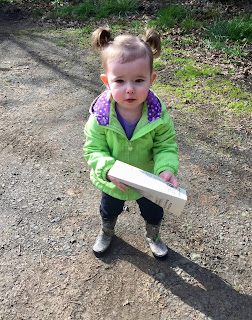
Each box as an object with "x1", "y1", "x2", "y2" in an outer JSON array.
[
  {"x1": 150, "y1": 72, "x2": 157, "y2": 85},
  {"x1": 100, "y1": 74, "x2": 110, "y2": 88}
]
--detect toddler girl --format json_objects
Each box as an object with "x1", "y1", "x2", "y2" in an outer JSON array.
[{"x1": 84, "y1": 27, "x2": 179, "y2": 258}]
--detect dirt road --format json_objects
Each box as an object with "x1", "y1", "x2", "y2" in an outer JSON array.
[{"x1": 0, "y1": 12, "x2": 251, "y2": 320}]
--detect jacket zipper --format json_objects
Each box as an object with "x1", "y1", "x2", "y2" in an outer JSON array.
[{"x1": 108, "y1": 126, "x2": 133, "y2": 153}]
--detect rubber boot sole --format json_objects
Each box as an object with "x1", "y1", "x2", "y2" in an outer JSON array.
[
  {"x1": 93, "y1": 248, "x2": 109, "y2": 258},
  {"x1": 153, "y1": 252, "x2": 168, "y2": 261}
]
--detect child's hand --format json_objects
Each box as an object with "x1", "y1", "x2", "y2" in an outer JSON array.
[
  {"x1": 159, "y1": 170, "x2": 178, "y2": 188},
  {"x1": 107, "y1": 170, "x2": 128, "y2": 192}
]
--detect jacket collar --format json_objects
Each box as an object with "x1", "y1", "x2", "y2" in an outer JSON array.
[{"x1": 91, "y1": 90, "x2": 162, "y2": 126}]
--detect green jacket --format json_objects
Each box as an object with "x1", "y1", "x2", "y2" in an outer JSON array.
[{"x1": 84, "y1": 90, "x2": 179, "y2": 200}]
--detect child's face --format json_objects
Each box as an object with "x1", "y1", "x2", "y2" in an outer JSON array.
[{"x1": 101, "y1": 56, "x2": 156, "y2": 112}]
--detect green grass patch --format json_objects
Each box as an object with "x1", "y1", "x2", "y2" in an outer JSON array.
[
  {"x1": 204, "y1": 15, "x2": 252, "y2": 43},
  {"x1": 160, "y1": 46, "x2": 194, "y2": 66},
  {"x1": 145, "y1": 5, "x2": 251, "y2": 56},
  {"x1": 152, "y1": 4, "x2": 188, "y2": 28},
  {"x1": 180, "y1": 16, "x2": 201, "y2": 32},
  {"x1": 56, "y1": 41, "x2": 66, "y2": 46},
  {"x1": 181, "y1": 36, "x2": 196, "y2": 45},
  {"x1": 175, "y1": 64, "x2": 221, "y2": 80},
  {"x1": 153, "y1": 59, "x2": 166, "y2": 71},
  {"x1": 49, "y1": 0, "x2": 98, "y2": 20},
  {"x1": 110, "y1": 23, "x2": 128, "y2": 33},
  {"x1": 129, "y1": 20, "x2": 145, "y2": 33},
  {"x1": 150, "y1": 4, "x2": 202, "y2": 32},
  {"x1": 34, "y1": 9, "x2": 45, "y2": 18},
  {"x1": 205, "y1": 79, "x2": 252, "y2": 116},
  {"x1": 153, "y1": 64, "x2": 251, "y2": 118},
  {"x1": 59, "y1": 28, "x2": 91, "y2": 47},
  {"x1": 202, "y1": 15, "x2": 252, "y2": 56},
  {"x1": 203, "y1": 39, "x2": 246, "y2": 56},
  {"x1": 49, "y1": 0, "x2": 139, "y2": 20},
  {"x1": 97, "y1": 0, "x2": 139, "y2": 19},
  {"x1": 68, "y1": 26, "x2": 93, "y2": 35}
]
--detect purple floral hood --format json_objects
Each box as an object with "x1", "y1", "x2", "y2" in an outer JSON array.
[{"x1": 90, "y1": 90, "x2": 162, "y2": 126}]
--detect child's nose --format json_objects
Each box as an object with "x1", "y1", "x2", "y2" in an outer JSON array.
[{"x1": 126, "y1": 83, "x2": 134, "y2": 93}]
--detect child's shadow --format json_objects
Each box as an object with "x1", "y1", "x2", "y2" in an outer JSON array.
[{"x1": 101, "y1": 236, "x2": 252, "y2": 320}]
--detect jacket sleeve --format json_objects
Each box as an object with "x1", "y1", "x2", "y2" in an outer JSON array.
[
  {"x1": 83, "y1": 115, "x2": 115, "y2": 181},
  {"x1": 152, "y1": 111, "x2": 179, "y2": 176}
]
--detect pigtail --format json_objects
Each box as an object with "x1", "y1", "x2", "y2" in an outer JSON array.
[
  {"x1": 92, "y1": 27, "x2": 112, "y2": 52},
  {"x1": 142, "y1": 28, "x2": 161, "y2": 58}
]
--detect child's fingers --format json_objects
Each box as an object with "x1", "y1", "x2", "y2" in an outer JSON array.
[
  {"x1": 108, "y1": 175, "x2": 127, "y2": 192},
  {"x1": 159, "y1": 170, "x2": 179, "y2": 188},
  {"x1": 169, "y1": 175, "x2": 179, "y2": 188},
  {"x1": 117, "y1": 182, "x2": 127, "y2": 192}
]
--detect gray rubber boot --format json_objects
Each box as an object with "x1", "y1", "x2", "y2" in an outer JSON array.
[
  {"x1": 145, "y1": 222, "x2": 168, "y2": 258},
  {"x1": 93, "y1": 218, "x2": 117, "y2": 255}
]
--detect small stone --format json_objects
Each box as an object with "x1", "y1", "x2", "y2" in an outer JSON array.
[
  {"x1": 123, "y1": 299, "x2": 130, "y2": 306},
  {"x1": 70, "y1": 238, "x2": 77, "y2": 244},
  {"x1": 191, "y1": 253, "x2": 201, "y2": 261}
]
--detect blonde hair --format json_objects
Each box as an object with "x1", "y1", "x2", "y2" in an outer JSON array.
[{"x1": 92, "y1": 27, "x2": 161, "y2": 73}]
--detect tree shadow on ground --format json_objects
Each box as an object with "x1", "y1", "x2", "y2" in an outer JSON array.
[
  {"x1": 100, "y1": 236, "x2": 252, "y2": 320},
  {"x1": 0, "y1": 16, "x2": 101, "y2": 96},
  {"x1": 10, "y1": 36, "x2": 100, "y2": 94}
]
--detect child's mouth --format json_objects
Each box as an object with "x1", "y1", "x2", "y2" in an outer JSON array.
[{"x1": 126, "y1": 99, "x2": 136, "y2": 103}]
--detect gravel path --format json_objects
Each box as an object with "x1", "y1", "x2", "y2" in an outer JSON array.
[{"x1": 0, "y1": 13, "x2": 251, "y2": 320}]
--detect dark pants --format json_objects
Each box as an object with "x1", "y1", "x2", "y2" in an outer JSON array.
[{"x1": 100, "y1": 192, "x2": 163, "y2": 225}]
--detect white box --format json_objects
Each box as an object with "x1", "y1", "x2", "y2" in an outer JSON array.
[{"x1": 109, "y1": 161, "x2": 187, "y2": 216}]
